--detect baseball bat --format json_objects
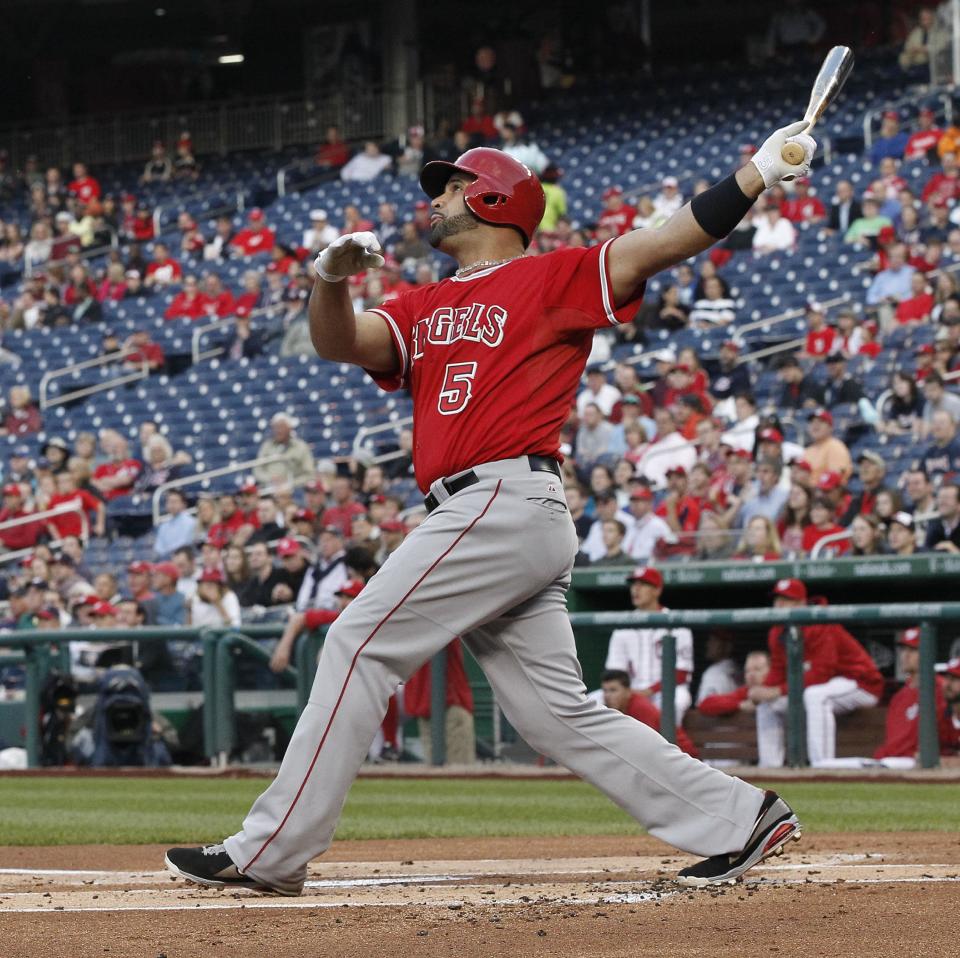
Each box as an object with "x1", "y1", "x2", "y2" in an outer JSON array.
[{"x1": 781, "y1": 46, "x2": 854, "y2": 166}]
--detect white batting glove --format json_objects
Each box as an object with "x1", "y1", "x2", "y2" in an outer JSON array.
[
  {"x1": 750, "y1": 121, "x2": 818, "y2": 188},
  {"x1": 314, "y1": 231, "x2": 385, "y2": 283}
]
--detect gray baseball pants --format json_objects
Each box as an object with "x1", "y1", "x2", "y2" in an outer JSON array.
[{"x1": 223, "y1": 457, "x2": 765, "y2": 894}]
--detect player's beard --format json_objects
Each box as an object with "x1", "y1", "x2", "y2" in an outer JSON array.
[{"x1": 428, "y1": 212, "x2": 479, "y2": 247}]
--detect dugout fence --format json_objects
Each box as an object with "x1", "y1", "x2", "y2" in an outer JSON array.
[{"x1": 1, "y1": 601, "x2": 956, "y2": 769}]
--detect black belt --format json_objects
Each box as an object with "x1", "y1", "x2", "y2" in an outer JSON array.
[{"x1": 424, "y1": 455, "x2": 561, "y2": 514}]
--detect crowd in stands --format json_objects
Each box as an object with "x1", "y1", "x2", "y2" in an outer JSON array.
[{"x1": 0, "y1": 8, "x2": 959, "y2": 769}]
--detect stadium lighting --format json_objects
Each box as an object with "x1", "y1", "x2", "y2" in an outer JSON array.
[{"x1": 217, "y1": 53, "x2": 245, "y2": 65}]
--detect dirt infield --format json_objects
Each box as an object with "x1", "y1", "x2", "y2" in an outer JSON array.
[{"x1": 2, "y1": 833, "x2": 958, "y2": 958}]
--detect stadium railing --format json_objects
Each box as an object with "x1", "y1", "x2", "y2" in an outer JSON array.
[
  {"x1": 39, "y1": 347, "x2": 152, "y2": 410},
  {"x1": 4, "y1": 599, "x2": 956, "y2": 770},
  {"x1": 150, "y1": 453, "x2": 289, "y2": 524},
  {"x1": 568, "y1": 602, "x2": 958, "y2": 769},
  {"x1": 0, "y1": 501, "x2": 88, "y2": 567}
]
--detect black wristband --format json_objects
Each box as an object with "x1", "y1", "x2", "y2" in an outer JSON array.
[{"x1": 690, "y1": 173, "x2": 756, "y2": 240}]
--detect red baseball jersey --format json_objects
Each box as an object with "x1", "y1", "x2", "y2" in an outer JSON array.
[
  {"x1": 874, "y1": 678, "x2": 949, "y2": 760},
  {"x1": 367, "y1": 243, "x2": 644, "y2": 491},
  {"x1": 764, "y1": 623, "x2": 884, "y2": 699}
]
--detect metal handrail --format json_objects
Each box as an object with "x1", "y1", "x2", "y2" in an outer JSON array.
[
  {"x1": 351, "y1": 416, "x2": 413, "y2": 463},
  {"x1": 862, "y1": 88, "x2": 954, "y2": 150},
  {"x1": 23, "y1": 236, "x2": 119, "y2": 279},
  {"x1": 190, "y1": 301, "x2": 280, "y2": 364},
  {"x1": 152, "y1": 188, "x2": 248, "y2": 242},
  {"x1": 150, "y1": 454, "x2": 288, "y2": 525},
  {"x1": 38, "y1": 347, "x2": 149, "y2": 410},
  {"x1": 0, "y1": 501, "x2": 88, "y2": 566},
  {"x1": 809, "y1": 527, "x2": 853, "y2": 559}
]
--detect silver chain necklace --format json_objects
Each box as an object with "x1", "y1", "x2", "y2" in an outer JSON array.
[{"x1": 454, "y1": 254, "x2": 525, "y2": 278}]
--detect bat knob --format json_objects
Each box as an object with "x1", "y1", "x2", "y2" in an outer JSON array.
[{"x1": 781, "y1": 142, "x2": 806, "y2": 166}]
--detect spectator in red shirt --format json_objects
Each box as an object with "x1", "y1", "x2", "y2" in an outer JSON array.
[
  {"x1": 0, "y1": 484, "x2": 43, "y2": 552},
  {"x1": 655, "y1": 466, "x2": 702, "y2": 533},
  {"x1": 46, "y1": 470, "x2": 106, "y2": 539},
  {"x1": 132, "y1": 205, "x2": 155, "y2": 242},
  {"x1": 895, "y1": 272, "x2": 935, "y2": 324},
  {"x1": 144, "y1": 242, "x2": 182, "y2": 288},
  {"x1": 90, "y1": 430, "x2": 142, "y2": 501},
  {"x1": 234, "y1": 270, "x2": 264, "y2": 317},
  {"x1": 230, "y1": 209, "x2": 275, "y2": 257},
  {"x1": 601, "y1": 669, "x2": 699, "y2": 758},
  {"x1": 921, "y1": 151, "x2": 960, "y2": 205},
  {"x1": 201, "y1": 273, "x2": 236, "y2": 318},
  {"x1": 2, "y1": 385, "x2": 42, "y2": 436},
  {"x1": 67, "y1": 162, "x2": 100, "y2": 205},
  {"x1": 266, "y1": 242, "x2": 297, "y2": 276},
  {"x1": 97, "y1": 263, "x2": 127, "y2": 303},
  {"x1": 321, "y1": 475, "x2": 366, "y2": 537},
  {"x1": 460, "y1": 98, "x2": 498, "y2": 143},
  {"x1": 802, "y1": 495, "x2": 849, "y2": 556},
  {"x1": 123, "y1": 330, "x2": 165, "y2": 371},
  {"x1": 177, "y1": 212, "x2": 205, "y2": 257},
  {"x1": 802, "y1": 303, "x2": 835, "y2": 360},
  {"x1": 164, "y1": 274, "x2": 209, "y2": 320},
  {"x1": 315, "y1": 125, "x2": 351, "y2": 172},
  {"x1": 597, "y1": 186, "x2": 637, "y2": 237},
  {"x1": 780, "y1": 177, "x2": 826, "y2": 223},
  {"x1": 904, "y1": 108, "x2": 941, "y2": 162}
]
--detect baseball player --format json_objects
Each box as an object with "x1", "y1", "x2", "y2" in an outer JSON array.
[
  {"x1": 167, "y1": 123, "x2": 815, "y2": 892},
  {"x1": 605, "y1": 566, "x2": 694, "y2": 723},
  {"x1": 752, "y1": 579, "x2": 883, "y2": 767}
]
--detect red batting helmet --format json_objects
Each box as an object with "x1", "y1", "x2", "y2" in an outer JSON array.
[{"x1": 419, "y1": 147, "x2": 545, "y2": 247}]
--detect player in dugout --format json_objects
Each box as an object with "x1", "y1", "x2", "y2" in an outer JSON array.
[{"x1": 167, "y1": 118, "x2": 818, "y2": 893}]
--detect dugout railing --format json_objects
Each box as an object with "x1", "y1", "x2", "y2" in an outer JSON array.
[{"x1": 2, "y1": 601, "x2": 956, "y2": 769}]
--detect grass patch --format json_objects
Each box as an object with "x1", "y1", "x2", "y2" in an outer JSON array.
[{"x1": 0, "y1": 777, "x2": 957, "y2": 846}]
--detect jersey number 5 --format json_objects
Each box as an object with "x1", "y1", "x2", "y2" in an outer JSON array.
[{"x1": 437, "y1": 361, "x2": 478, "y2": 416}]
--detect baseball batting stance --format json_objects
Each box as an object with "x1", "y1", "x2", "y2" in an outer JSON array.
[{"x1": 166, "y1": 120, "x2": 814, "y2": 894}]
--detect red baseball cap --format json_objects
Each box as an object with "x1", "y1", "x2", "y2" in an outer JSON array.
[
  {"x1": 721, "y1": 340, "x2": 739, "y2": 352},
  {"x1": 665, "y1": 465, "x2": 687, "y2": 477},
  {"x1": 276, "y1": 537, "x2": 301, "y2": 557},
  {"x1": 152, "y1": 561, "x2": 179, "y2": 581},
  {"x1": 627, "y1": 566, "x2": 663, "y2": 589},
  {"x1": 239, "y1": 479, "x2": 258, "y2": 494},
  {"x1": 248, "y1": 208, "x2": 264, "y2": 222},
  {"x1": 731, "y1": 448, "x2": 753, "y2": 461},
  {"x1": 293, "y1": 508, "x2": 316, "y2": 522},
  {"x1": 898, "y1": 627, "x2": 921, "y2": 649},
  {"x1": 759, "y1": 427, "x2": 784, "y2": 443},
  {"x1": 878, "y1": 224, "x2": 896, "y2": 243},
  {"x1": 198, "y1": 568, "x2": 225, "y2": 583},
  {"x1": 791, "y1": 458, "x2": 813, "y2": 472},
  {"x1": 414, "y1": 200, "x2": 430, "y2": 210},
  {"x1": 304, "y1": 479, "x2": 327, "y2": 493},
  {"x1": 90, "y1": 600, "x2": 118, "y2": 617},
  {"x1": 919, "y1": 107, "x2": 935, "y2": 118},
  {"x1": 36, "y1": 608, "x2": 59, "y2": 621},
  {"x1": 380, "y1": 520, "x2": 406, "y2": 533},
  {"x1": 771, "y1": 578, "x2": 807, "y2": 601},
  {"x1": 128, "y1": 560, "x2": 152, "y2": 575},
  {"x1": 2, "y1": 483, "x2": 22, "y2": 496},
  {"x1": 810, "y1": 408, "x2": 833, "y2": 426},
  {"x1": 336, "y1": 580, "x2": 364, "y2": 599},
  {"x1": 670, "y1": 362, "x2": 691, "y2": 374},
  {"x1": 817, "y1": 470, "x2": 844, "y2": 491},
  {"x1": 915, "y1": 343, "x2": 935, "y2": 356},
  {"x1": 883, "y1": 110, "x2": 899, "y2": 120},
  {"x1": 943, "y1": 657, "x2": 960, "y2": 678},
  {"x1": 629, "y1": 487, "x2": 653, "y2": 501},
  {"x1": 602, "y1": 186, "x2": 623, "y2": 199}
]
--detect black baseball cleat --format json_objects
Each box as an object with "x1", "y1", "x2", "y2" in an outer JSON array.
[
  {"x1": 676, "y1": 790, "x2": 802, "y2": 887},
  {"x1": 165, "y1": 844, "x2": 296, "y2": 895}
]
